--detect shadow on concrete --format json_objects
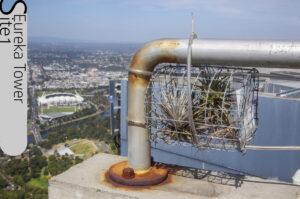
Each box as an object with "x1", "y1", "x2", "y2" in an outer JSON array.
[
  {"x1": 155, "y1": 162, "x2": 300, "y2": 188},
  {"x1": 155, "y1": 162, "x2": 245, "y2": 188}
]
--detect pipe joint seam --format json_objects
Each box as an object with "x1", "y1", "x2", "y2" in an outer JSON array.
[{"x1": 126, "y1": 118, "x2": 146, "y2": 128}]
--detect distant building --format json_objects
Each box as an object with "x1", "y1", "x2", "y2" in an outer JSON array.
[
  {"x1": 262, "y1": 71, "x2": 300, "y2": 98},
  {"x1": 38, "y1": 92, "x2": 85, "y2": 122},
  {"x1": 48, "y1": 145, "x2": 74, "y2": 156},
  {"x1": 38, "y1": 92, "x2": 84, "y2": 107}
]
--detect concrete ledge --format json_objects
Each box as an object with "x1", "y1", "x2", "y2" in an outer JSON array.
[{"x1": 49, "y1": 153, "x2": 300, "y2": 199}]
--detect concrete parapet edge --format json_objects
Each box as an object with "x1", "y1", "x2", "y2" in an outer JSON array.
[{"x1": 49, "y1": 153, "x2": 300, "y2": 199}]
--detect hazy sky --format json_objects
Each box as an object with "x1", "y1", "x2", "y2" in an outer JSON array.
[{"x1": 4, "y1": 0, "x2": 300, "y2": 42}]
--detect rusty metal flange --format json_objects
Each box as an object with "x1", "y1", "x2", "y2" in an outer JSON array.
[{"x1": 107, "y1": 161, "x2": 168, "y2": 187}]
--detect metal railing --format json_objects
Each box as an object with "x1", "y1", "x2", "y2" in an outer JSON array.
[{"x1": 127, "y1": 38, "x2": 300, "y2": 171}]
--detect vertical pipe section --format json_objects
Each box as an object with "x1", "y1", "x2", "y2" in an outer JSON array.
[
  {"x1": 127, "y1": 39, "x2": 187, "y2": 170},
  {"x1": 127, "y1": 74, "x2": 151, "y2": 170},
  {"x1": 127, "y1": 39, "x2": 300, "y2": 170}
]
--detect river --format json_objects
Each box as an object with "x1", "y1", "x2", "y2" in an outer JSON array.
[{"x1": 28, "y1": 108, "x2": 111, "y2": 144}]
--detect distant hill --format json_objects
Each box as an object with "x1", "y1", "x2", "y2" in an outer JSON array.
[
  {"x1": 29, "y1": 36, "x2": 75, "y2": 43},
  {"x1": 29, "y1": 36, "x2": 143, "y2": 52}
]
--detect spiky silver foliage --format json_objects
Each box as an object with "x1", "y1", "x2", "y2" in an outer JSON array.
[{"x1": 145, "y1": 65, "x2": 258, "y2": 151}]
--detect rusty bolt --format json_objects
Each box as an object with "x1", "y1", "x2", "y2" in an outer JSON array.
[{"x1": 122, "y1": 167, "x2": 135, "y2": 179}]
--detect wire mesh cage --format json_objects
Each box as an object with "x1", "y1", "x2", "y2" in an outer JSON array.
[{"x1": 145, "y1": 64, "x2": 259, "y2": 152}]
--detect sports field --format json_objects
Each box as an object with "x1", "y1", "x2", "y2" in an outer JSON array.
[{"x1": 42, "y1": 107, "x2": 77, "y2": 114}]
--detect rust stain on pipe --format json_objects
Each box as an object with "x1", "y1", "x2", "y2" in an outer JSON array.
[
  {"x1": 130, "y1": 39, "x2": 180, "y2": 72},
  {"x1": 158, "y1": 41, "x2": 180, "y2": 49},
  {"x1": 128, "y1": 73, "x2": 150, "y2": 88}
]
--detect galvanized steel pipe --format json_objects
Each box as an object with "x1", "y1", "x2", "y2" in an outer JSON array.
[{"x1": 127, "y1": 38, "x2": 300, "y2": 170}]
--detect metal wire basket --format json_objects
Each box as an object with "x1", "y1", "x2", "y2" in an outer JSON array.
[{"x1": 145, "y1": 64, "x2": 259, "y2": 152}]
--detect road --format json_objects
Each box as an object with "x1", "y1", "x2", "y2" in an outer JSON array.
[{"x1": 29, "y1": 85, "x2": 43, "y2": 143}]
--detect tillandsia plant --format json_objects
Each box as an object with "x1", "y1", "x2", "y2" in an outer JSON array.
[
  {"x1": 147, "y1": 65, "x2": 258, "y2": 151},
  {"x1": 151, "y1": 66, "x2": 238, "y2": 145},
  {"x1": 193, "y1": 67, "x2": 238, "y2": 141},
  {"x1": 152, "y1": 78, "x2": 197, "y2": 142}
]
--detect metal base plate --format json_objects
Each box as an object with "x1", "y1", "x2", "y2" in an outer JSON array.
[{"x1": 106, "y1": 161, "x2": 168, "y2": 187}]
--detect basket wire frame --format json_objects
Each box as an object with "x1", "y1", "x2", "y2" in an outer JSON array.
[{"x1": 145, "y1": 64, "x2": 259, "y2": 152}]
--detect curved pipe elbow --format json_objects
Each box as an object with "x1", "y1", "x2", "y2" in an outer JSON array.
[{"x1": 128, "y1": 39, "x2": 187, "y2": 75}]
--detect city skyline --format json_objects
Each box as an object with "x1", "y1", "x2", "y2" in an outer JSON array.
[{"x1": 2, "y1": 0, "x2": 300, "y2": 43}]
